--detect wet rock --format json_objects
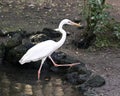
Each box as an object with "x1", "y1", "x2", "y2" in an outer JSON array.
[
  {"x1": 0, "y1": 43, "x2": 5, "y2": 63},
  {"x1": 30, "y1": 34, "x2": 49, "y2": 43},
  {"x1": 0, "y1": 43, "x2": 5, "y2": 58},
  {"x1": 4, "y1": 40, "x2": 50, "y2": 70},
  {"x1": 78, "y1": 75, "x2": 105, "y2": 93},
  {"x1": 65, "y1": 68, "x2": 92, "y2": 85},
  {"x1": 73, "y1": 33, "x2": 96, "y2": 49},
  {"x1": 41, "y1": 28, "x2": 61, "y2": 38},
  {"x1": 0, "y1": 30, "x2": 6, "y2": 36},
  {"x1": 85, "y1": 75, "x2": 105, "y2": 87},
  {"x1": 0, "y1": 58, "x2": 2, "y2": 65},
  {"x1": 49, "y1": 51, "x2": 92, "y2": 85},
  {"x1": 4, "y1": 33, "x2": 22, "y2": 49},
  {"x1": 8, "y1": 30, "x2": 27, "y2": 38},
  {"x1": 29, "y1": 28, "x2": 61, "y2": 44},
  {"x1": 50, "y1": 66, "x2": 68, "y2": 73},
  {"x1": 0, "y1": 29, "x2": 26, "y2": 37},
  {"x1": 65, "y1": 72, "x2": 79, "y2": 84},
  {"x1": 77, "y1": 74, "x2": 89, "y2": 84},
  {"x1": 83, "y1": 90, "x2": 98, "y2": 96},
  {"x1": 67, "y1": 63, "x2": 87, "y2": 74},
  {"x1": 52, "y1": 51, "x2": 80, "y2": 64},
  {"x1": 5, "y1": 42, "x2": 34, "y2": 65},
  {"x1": 78, "y1": 84, "x2": 89, "y2": 93},
  {"x1": 50, "y1": 51, "x2": 80, "y2": 73},
  {"x1": 77, "y1": 70, "x2": 92, "y2": 84}
]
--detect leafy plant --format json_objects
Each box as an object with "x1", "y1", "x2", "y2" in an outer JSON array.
[
  {"x1": 83, "y1": 0, "x2": 107, "y2": 33},
  {"x1": 113, "y1": 23, "x2": 120, "y2": 39},
  {"x1": 82, "y1": 0, "x2": 120, "y2": 47}
]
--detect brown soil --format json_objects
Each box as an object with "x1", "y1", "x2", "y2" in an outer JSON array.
[{"x1": 0, "y1": 0, "x2": 120, "y2": 96}]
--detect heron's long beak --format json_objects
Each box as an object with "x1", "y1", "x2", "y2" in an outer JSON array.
[{"x1": 71, "y1": 22, "x2": 81, "y2": 27}]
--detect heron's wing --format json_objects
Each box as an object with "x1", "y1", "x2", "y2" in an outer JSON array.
[{"x1": 19, "y1": 40, "x2": 57, "y2": 64}]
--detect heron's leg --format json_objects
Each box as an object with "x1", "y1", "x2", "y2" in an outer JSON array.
[
  {"x1": 49, "y1": 56, "x2": 80, "y2": 67},
  {"x1": 38, "y1": 57, "x2": 46, "y2": 80}
]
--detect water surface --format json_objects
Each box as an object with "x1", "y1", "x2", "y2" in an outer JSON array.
[{"x1": 0, "y1": 64, "x2": 82, "y2": 96}]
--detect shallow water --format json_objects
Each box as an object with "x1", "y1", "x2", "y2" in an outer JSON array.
[{"x1": 0, "y1": 64, "x2": 82, "y2": 96}]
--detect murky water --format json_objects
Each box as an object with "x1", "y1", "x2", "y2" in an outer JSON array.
[{"x1": 0, "y1": 64, "x2": 82, "y2": 96}]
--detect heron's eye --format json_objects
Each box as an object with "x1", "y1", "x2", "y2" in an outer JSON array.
[{"x1": 68, "y1": 21, "x2": 71, "y2": 24}]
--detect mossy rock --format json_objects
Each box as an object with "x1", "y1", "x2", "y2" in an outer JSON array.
[
  {"x1": 5, "y1": 42, "x2": 34, "y2": 65},
  {"x1": 4, "y1": 33, "x2": 22, "y2": 49}
]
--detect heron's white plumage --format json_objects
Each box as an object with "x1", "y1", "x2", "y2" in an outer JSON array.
[{"x1": 19, "y1": 40, "x2": 57, "y2": 64}]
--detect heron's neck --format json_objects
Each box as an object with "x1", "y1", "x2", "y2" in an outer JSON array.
[
  {"x1": 57, "y1": 23, "x2": 66, "y2": 47},
  {"x1": 58, "y1": 29, "x2": 66, "y2": 44}
]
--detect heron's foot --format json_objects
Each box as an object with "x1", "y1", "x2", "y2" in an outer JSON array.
[
  {"x1": 54, "y1": 62, "x2": 80, "y2": 67},
  {"x1": 69, "y1": 62, "x2": 81, "y2": 67}
]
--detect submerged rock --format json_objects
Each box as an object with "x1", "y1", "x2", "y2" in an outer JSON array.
[{"x1": 85, "y1": 75, "x2": 105, "y2": 87}]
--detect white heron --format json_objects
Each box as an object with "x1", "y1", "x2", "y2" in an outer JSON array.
[{"x1": 19, "y1": 19, "x2": 81, "y2": 80}]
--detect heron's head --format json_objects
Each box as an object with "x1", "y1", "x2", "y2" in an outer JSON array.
[{"x1": 61, "y1": 19, "x2": 81, "y2": 27}]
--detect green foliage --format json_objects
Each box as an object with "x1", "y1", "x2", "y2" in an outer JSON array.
[
  {"x1": 113, "y1": 23, "x2": 120, "y2": 39},
  {"x1": 83, "y1": 0, "x2": 108, "y2": 32},
  {"x1": 95, "y1": 36, "x2": 110, "y2": 47},
  {"x1": 95, "y1": 35, "x2": 120, "y2": 48},
  {"x1": 83, "y1": 0, "x2": 120, "y2": 47}
]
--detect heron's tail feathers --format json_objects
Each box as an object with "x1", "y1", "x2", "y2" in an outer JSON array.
[{"x1": 19, "y1": 59, "x2": 25, "y2": 65}]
